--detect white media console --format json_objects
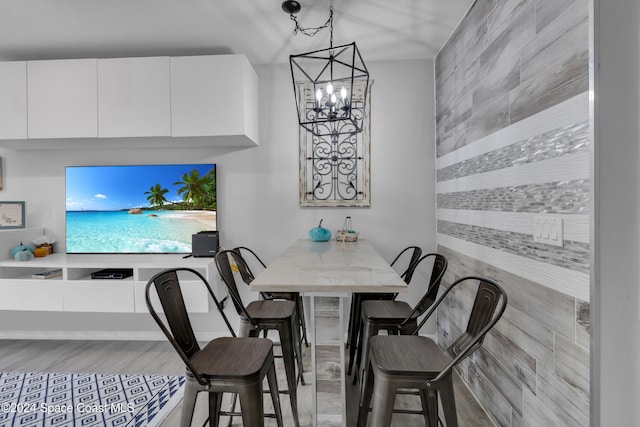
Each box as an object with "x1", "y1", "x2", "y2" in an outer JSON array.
[{"x1": 0, "y1": 228, "x2": 216, "y2": 313}]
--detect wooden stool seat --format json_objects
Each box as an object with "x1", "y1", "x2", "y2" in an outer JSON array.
[
  {"x1": 361, "y1": 300, "x2": 413, "y2": 321},
  {"x1": 246, "y1": 300, "x2": 297, "y2": 321},
  {"x1": 368, "y1": 335, "x2": 450, "y2": 376},
  {"x1": 191, "y1": 337, "x2": 275, "y2": 379}
]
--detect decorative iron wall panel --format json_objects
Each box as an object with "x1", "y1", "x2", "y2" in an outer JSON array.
[{"x1": 299, "y1": 81, "x2": 371, "y2": 207}]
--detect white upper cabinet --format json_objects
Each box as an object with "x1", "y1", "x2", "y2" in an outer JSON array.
[
  {"x1": 0, "y1": 54, "x2": 258, "y2": 146},
  {"x1": 0, "y1": 61, "x2": 27, "y2": 140},
  {"x1": 98, "y1": 57, "x2": 171, "y2": 137},
  {"x1": 27, "y1": 59, "x2": 98, "y2": 139},
  {"x1": 170, "y1": 55, "x2": 259, "y2": 145}
]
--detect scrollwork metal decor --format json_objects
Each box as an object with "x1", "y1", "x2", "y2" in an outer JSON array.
[{"x1": 299, "y1": 81, "x2": 371, "y2": 207}]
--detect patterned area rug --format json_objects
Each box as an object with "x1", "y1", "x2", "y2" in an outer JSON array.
[{"x1": 0, "y1": 372, "x2": 184, "y2": 427}]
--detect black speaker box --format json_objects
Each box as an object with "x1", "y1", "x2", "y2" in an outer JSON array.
[{"x1": 192, "y1": 231, "x2": 219, "y2": 257}]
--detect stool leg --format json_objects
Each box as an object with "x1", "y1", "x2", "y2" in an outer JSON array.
[
  {"x1": 266, "y1": 360, "x2": 284, "y2": 427},
  {"x1": 438, "y1": 375, "x2": 459, "y2": 427},
  {"x1": 290, "y1": 312, "x2": 305, "y2": 385},
  {"x1": 208, "y1": 392, "x2": 223, "y2": 427},
  {"x1": 226, "y1": 394, "x2": 237, "y2": 427},
  {"x1": 347, "y1": 295, "x2": 361, "y2": 374},
  {"x1": 278, "y1": 322, "x2": 301, "y2": 427},
  {"x1": 357, "y1": 319, "x2": 378, "y2": 390},
  {"x1": 419, "y1": 389, "x2": 433, "y2": 427},
  {"x1": 180, "y1": 377, "x2": 200, "y2": 427},
  {"x1": 423, "y1": 387, "x2": 439, "y2": 427},
  {"x1": 239, "y1": 318, "x2": 254, "y2": 338},
  {"x1": 357, "y1": 361, "x2": 375, "y2": 427},
  {"x1": 297, "y1": 294, "x2": 309, "y2": 347},
  {"x1": 238, "y1": 383, "x2": 264, "y2": 427},
  {"x1": 370, "y1": 375, "x2": 396, "y2": 427}
]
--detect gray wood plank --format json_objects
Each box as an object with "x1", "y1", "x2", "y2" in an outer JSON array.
[
  {"x1": 576, "y1": 299, "x2": 590, "y2": 349},
  {"x1": 509, "y1": 48, "x2": 588, "y2": 125},
  {"x1": 467, "y1": 93, "x2": 510, "y2": 142},
  {"x1": 464, "y1": 361, "x2": 514, "y2": 426},
  {"x1": 535, "y1": 0, "x2": 579, "y2": 33},
  {"x1": 469, "y1": 347, "x2": 524, "y2": 415},
  {"x1": 537, "y1": 360, "x2": 590, "y2": 425},
  {"x1": 554, "y1": 333, "x2": 589, "y2": 395},
  {"x1": 521, "y1": 0, "x2": 588, "y2": 83},
  {"x1": 486, "y1": 0, "x2": 533, "y2": 48},
  {"x1": 522, "y1": 362, "x2": 589, "y2": 427}
]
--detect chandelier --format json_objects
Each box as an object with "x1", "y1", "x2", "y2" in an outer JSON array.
[{"x1": 284, "y1": 0, "x2": 370, "y2": 137}]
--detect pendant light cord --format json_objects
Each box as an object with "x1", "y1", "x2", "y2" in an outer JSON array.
[{"x1": 289, "y1": 1, "x2": 334, "y2": 48}]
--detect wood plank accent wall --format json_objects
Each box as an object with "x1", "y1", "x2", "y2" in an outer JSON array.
[{"x1": 435, "y1": 0, "x2": 590, "y2": 425}]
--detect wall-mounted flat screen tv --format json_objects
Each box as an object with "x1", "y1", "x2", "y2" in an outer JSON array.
[{"x1": 65, "y1": 164, "x2": 216, "y2": 254}]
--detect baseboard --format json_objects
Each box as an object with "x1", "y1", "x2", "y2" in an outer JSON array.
[
  {"x1": 0, "y1": 330, "x2": 225, "y2": 341},
  {"x1": 0, "y1": 330, "x2": 438, "y2": 342}
]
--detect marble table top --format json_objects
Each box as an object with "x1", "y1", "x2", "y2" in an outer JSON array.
[{"x1": 250, "y1": 238, "x2": 407, "y2": 293}]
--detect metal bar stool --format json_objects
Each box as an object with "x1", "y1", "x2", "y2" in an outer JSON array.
[
  {"x1": 357, "y1": 276, "x2": 508, "y2": 427},
  {"x1": 347, "y1": 246, "x2": 423, "y2": 379},
  {"x1": 145, "y1": 267, "x2": 284, "y2": 427},
  {"x1": 354, "y1": 253, "x2": 447, "y2": 390},
  {"x1": 234, "y1": 246, "x2": 309, "y2": 348},
  {"x1": 216, "y1": 249, "x2": 304, "y2": 427}
]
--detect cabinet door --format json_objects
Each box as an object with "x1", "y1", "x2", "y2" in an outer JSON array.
[
  {"x1": 0, "y1": 281, "x2": 64, "y2": 311},
  {"x1": 0, "y1": 61, "x2": 27, "y2": 139},
  {"x1": 27, "y1": 59, "x2": 98, "y2": 138},
  {"x1": 98, "y1": 57, "x2": 171, "y2": 137},
  {"x1": 170, "y1": 55, "x2": 258, "y2": 142},
  {"x1": 63, "y1": 281, "x2": 135, "y2": 313}
]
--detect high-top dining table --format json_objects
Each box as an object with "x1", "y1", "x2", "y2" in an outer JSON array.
[{"x1": 250, "y1": 238, "x2": 407, "y2": 427}]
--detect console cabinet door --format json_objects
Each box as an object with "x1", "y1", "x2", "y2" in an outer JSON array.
[
  {"x1": 98, "y1": 57, "x2": 171, "y2": 137},
  {"x1": 0, "y1": 61, "x2": 27, "y2": 140},
  {"x1": 27, "y1": 59, "x2": 98, "y2": 138}
]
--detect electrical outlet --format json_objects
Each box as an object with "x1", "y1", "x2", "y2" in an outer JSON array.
[{"x1": 533, "y1": 216, "x2": 564, "y2": 247}]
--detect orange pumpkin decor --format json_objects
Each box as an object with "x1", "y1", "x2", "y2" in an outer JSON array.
[{"x1": 33, "y1": 247, "x2": 49, "y2": 257}]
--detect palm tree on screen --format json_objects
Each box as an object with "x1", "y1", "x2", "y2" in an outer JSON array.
[
  {"x1": 144, "y1": 184, "x2": 169, "y2": 208},
  {"x1": 174, "y1": 170, "x2": 206, "y2": 208}
]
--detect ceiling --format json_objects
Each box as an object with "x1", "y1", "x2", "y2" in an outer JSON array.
[{"x1": 0, "y1": 0, "x2": 473, "y2": 65}]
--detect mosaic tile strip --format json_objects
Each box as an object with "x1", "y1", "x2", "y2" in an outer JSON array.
[
  {"x1": 437, "y1": 220, "x2": 590, "y2": 273},
  {"x1": 437, "y1": 179, "x2": 590, "y2": 214},
  {"x1": 437, "y1": 120, "x2": 590, "y2": 182}
]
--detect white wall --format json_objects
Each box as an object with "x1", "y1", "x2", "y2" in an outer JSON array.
[
  {"x1": 592, "y1": 0, "x2": 640, "y2": 424},
  {"x1": 0, "y1": 58, "x2": 437, "y2": 337}
]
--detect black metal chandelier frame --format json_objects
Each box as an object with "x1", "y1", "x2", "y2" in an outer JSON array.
[{"x1": 285, "y1": 1, "x2": 370, "y2": 137}]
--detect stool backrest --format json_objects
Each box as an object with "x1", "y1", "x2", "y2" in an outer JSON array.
[
  {"x1": 412, "y1": 253, "x2": 448, "y2": 317},
  {"x1": 448, "y1": 278, "x2": 506, "y2": 360},
  {"x1": 234, "y1": 246, "x2": 267, "y2": 272},
  {"x1": 145, "y1": 267, "x2": 235, "y2": 385},
  {"x1": 414, "y1": 276, "x2": 507, "y2": 385},
  {"x1": 390, "y1": 246, "x2": 423, "y2": 284},
  {"x1": 215, "y1": 249, "x2": 259, "y2": 326}
]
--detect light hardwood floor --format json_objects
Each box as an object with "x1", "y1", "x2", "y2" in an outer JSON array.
[{"x1": 0, "y1": 339, "x2": 494, "y2": 426}]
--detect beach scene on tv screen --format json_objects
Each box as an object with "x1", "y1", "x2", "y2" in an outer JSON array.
[{"x1": 65, "y1": 164, "x2": 216, "y2": 254}]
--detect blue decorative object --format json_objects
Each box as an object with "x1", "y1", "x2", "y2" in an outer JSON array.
[
  {"x1": 10, "y1": 242, "x2": 34, "y2": 258},
  {"x1": 308, "y1": 219, "x2": 331, "y2": 242},
  {"x1": 14, "y1": 249, "x2": 34, "y2": 262}
]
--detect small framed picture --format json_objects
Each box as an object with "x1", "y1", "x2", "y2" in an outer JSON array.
[{"x1": 0, "y1": 201, "x2": 25, "y2": 229}]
